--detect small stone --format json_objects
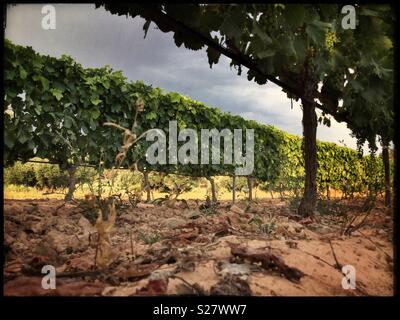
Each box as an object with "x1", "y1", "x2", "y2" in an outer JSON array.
[
  {"x1": 307, "y1": 224, "x2": 333, "y2": 235},
  {"x1": 220, "y1": 263, "x2": 251, "y2": 278},
  {"x1": 164, "y1": 217, "x2": 187, "y2": 229},
  {"x1": 150, "y1": 269, "x2": 173, "y2": 281},
  {"x1": 286, "y1": 240, "x2": 298, "y2": 249},
  {"x1": 354, "y1": 249, "x2": 362, "y2": 257},
  {"x1": 365, "y1": 244, "x2": 376, "y2": 251},
  {"x1": 210, "y1": 275, "x2": 252, "y2": 296},
  {"x1": 246, "y1": 206, "x2": 260, "y2": 214},
  {"x1": 137, "y1": 203, "x2": 155, "y2": 209},
  {"x1": 25, "y1": 218, "x2": 46, "y2": 234},
  {"x1": 230, "y1": 205, "x2": 244, "y2": 215},
  {"x1": 46, "y1": 230, "x2": 82, "y2": 252},
  {"x1": 186, "y1": 210, "x2": 201, "y2": 220},
  {"x1": 63, "y1": 256, "x2": 92, "y2": 272},
  {"x1": 4, "y1": 234, "x2": 14, "y2": 246},
  {"x1": 286, "y1": 225, "x2": 296, "y2": 234},
  {"x1": 34, "y1": 240, "x2": 60, "y2": 266},
  {"x1": 78, "y1": 216, "x2": 95, "y2": 234},
  {"x1": 25, "y1": 204, "x2": 39, "y2": 214}
]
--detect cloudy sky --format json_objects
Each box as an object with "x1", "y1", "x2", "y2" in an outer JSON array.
[{"x1": 5, "y1": 3, "x2": 366, "y2": 151}]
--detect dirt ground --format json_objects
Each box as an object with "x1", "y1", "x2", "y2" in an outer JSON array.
[{"x1": 3, "y1": 197, "x2": 394, "y2": 296}]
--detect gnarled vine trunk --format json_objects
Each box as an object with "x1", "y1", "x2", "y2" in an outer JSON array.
[
  {"x1": 382, "y1": 143, "x2": 391, "y2": 207},
  {"x1": 65, "y1": 165, "x2": 76, "y2": 201},
  {"x1": 298, "y1": 97, "x2": 318, "y2": 217},
  {"x1": 247, "y1": 176, "x2": 253, "y2": 202},
  {"x1": 326, "y1": 185, "x2": 331, "y2": 200},
  {"x1": 298, "y1": 56, "x2": 318, "y2": 217},
  {"x1": 207, "y1": 176, "x2": 217, "y2": 203},
  {"x1": 232, "y1": 175, "x2": 236, "y2": 204},
  {"x1": 143, "y1": 171, "x2": 151, "y2": 202}
]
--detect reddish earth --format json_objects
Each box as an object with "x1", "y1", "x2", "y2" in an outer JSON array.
[{"x1": 3, "y1": 198, "x2": 394, "y2": 296}]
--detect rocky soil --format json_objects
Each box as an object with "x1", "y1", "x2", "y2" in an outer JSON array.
[{"x1": 3, "y1": 198, "x2": 394, "y2": 296}]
